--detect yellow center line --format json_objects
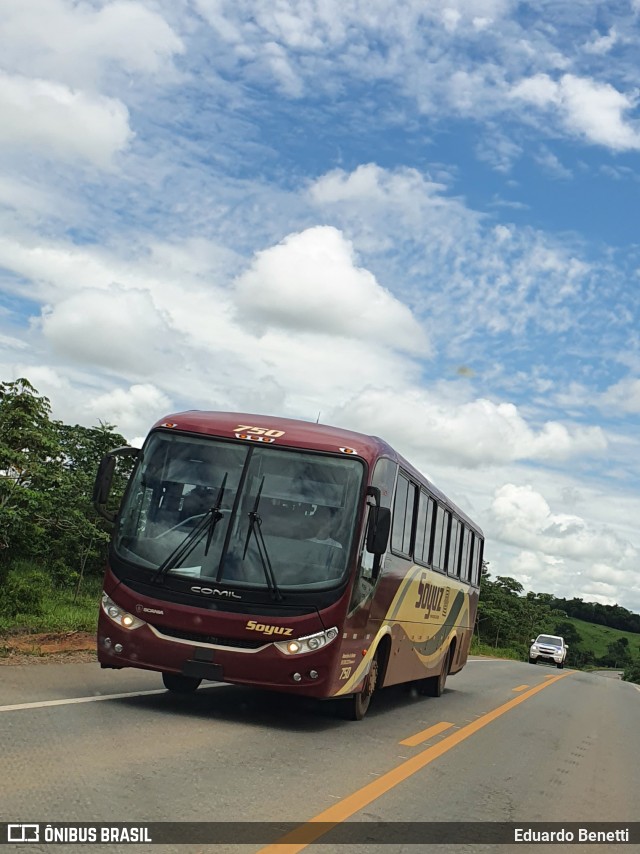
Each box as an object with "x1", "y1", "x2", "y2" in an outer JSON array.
[
  {"x1": 399, "y1": 720, "x2": 454, "y2": 747},
  {"x1": 512, "y1": 684, "x2": 529, "y2": 692},
  {"x1": 258, "y1": 672, "x2": 572, "y2": 854}
]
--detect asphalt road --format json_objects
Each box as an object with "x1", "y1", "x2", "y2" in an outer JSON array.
[{"x1": 1, "y1": 658, "x2": 638, "y2": 853}]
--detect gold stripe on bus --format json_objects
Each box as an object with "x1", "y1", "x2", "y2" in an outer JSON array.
[{"x1": 334, "y1": 567, "x2": 472, "y2": 697}]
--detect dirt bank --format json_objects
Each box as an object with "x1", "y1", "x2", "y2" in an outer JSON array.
[{"x1": 0, "y1": 631, "x2": 96, "y2": 665}]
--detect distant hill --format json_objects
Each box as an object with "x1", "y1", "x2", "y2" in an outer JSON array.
[
  {"x1": 563, "y1": 616, "x2": 640, "y2": 663},
  {"x1": 551, "y1": 597, "x2": 640, "y2": 634}
]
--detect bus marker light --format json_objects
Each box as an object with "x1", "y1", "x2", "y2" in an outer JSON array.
[
  {"x1": 114, "y1": 644, "x2": 123, "y2": 654},
  {"x1": 309, "y1": 670, "x2": 319, "y2": 680},
  {"x1": 293, "y1": 673, "x2": 302, "y2": 682}
]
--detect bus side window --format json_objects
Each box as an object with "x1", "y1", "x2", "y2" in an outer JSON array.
[
  {"x1": 391, "y1": 472, "x2": 415, "y2": 556},
  {"x1": 447, "y1": 517, "x2": 461, "y2": 576},
  {"x1": 430, "y1": 505, "x2": 444, "y2": 569},
  {"x1": 459, "y1": 527, "x2": 472, "y2": 582},
  {"x1": 440, "y1": 510, "x2": 451, "y2": 571},
  {"x1": 470, "y1": 536, "x2": 483, "y2": 586},
  {"x1": 414, "y1": 491, "x2": 434, "y2": 564}
]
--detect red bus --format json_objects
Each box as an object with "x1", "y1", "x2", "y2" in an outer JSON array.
[{"x1": 94, "y1": 411, "x2": 484, "y2": 720}]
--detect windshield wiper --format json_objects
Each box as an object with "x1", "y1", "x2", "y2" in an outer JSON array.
[
  {"x1": 242, "y1": 476, "x2": 283, "y2": 601},
  {"x1": 152, "y1": 474, "x2": 228, "y2": 584}
]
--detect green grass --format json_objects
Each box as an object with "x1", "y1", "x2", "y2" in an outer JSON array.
[
  {"x1": 469, "y1": 638, "x2": 525, "y2": 661},
  {"x1": 562, "y1": 616, "x2": 640, "y2": 658},
  {"x1": 0, "y1": 575, "x2": 102, "y2": 635}
]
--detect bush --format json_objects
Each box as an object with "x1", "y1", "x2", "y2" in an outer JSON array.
[
  {"x1": 0, "y1": 562, "x2": 50, "y2": 619},
  {"x1": 50, "y1": 558, "x2": 79, "y2": 588},
  {"x1": 622, "y1": 661, "x2": 640, "y2": 685}
]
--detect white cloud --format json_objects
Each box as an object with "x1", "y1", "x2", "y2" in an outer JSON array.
[
  {"x1": 587, "y1": 563, "x2": 630, "y2": 586},
  {"x1": 0, "y1": 333, "x2": 28, "y2": 351},
  {"x1": 86, "y1": 383, "x2": 172, "y2": 442},
  {"x1": 533, "y1": 147, "x2": 573, "y2": 180},
  {"x1": 308, "y1": 163, "x2": 482, "y2": 263},
  {"x1": 41, "y1": 287, "x2": 173, "y2": 374},
  {"x1": 234, "y1": 226, "x2": 430, "y2": 355},
  {"x1": 511, "y1": 73, "x2": 640, "y2": 151},
  {"x1": 502, "y1": 549, "x2": 568, "y2": 590},
  {"x1": 578, "y1": 581, "x2": 619, "y2": 605},
  {"x1": 0, "y1": 0, "x2": 184, "y2": 87},
  {"x1": 601, "y1": 376, "x2": 640, "y2": 414},
  {"x1": 583, "y1": 28, "x2": 619, "y2": 56},
  {"x1": 0, "y1": 72, "x2": 132, "y2": 167},
  {"x1": 491, "y1": 483, "x2": 635, "y2": 564},
  {"x1": 0, "y1": 175, "x2": 74, "y2": 220},
  {"x1": 309, "y1": 163, "x2": 451, "y2": 219},
  {"x1": 334, "y1": 389, "x2": 607, "y2": 468}
]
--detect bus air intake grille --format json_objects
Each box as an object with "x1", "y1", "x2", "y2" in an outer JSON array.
[{"x1": 155, "y1": 625, "x2": 264, "y2": 649}]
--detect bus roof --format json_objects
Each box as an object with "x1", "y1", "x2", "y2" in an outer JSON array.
[{"x1": 150, "y1": 410, "x2": 483, "y2": 535}]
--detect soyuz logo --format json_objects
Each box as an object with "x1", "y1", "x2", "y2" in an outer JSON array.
[
  {"x1": 246, "y1": 619, "x2": 293, "y2": 636},
  {"x1": 415, "y1": 573, "x2": 446, "y2": 618}
]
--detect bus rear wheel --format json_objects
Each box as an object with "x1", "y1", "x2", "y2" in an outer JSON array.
[
  {"x1": 162, "y1": 672, "x2": 202, "y2": 693},
  {"x1": 419, "y1": 648, "x2": 450, "y2": 698},
  {"x1": 346, "y1": 651, "x2": 380, "y2": 721}
]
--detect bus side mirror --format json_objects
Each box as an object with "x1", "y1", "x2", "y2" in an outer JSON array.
[
  {"x1": 365, "y1": 486, "x2": 391, "y2": 555},
  {"x1": 93, "y1": 446, "x2": 140, "y2": 523},
  {"x1": 368, "y1": 507, "x2": 391, "y2": 555}
]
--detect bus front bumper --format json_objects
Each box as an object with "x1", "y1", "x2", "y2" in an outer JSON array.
[{"x1": 97, "y1": 612, "x2": 338, "y2": 698}]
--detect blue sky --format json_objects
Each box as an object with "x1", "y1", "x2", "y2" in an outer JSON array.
[{"x1": 1, "y1": 0, "x2": 640, "y2": 611}]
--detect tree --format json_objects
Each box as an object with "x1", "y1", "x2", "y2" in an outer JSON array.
[
  {"x1": 477, "y1": 573, "x2": 529, "y2": 648},
  {"x1": 0, "y1": 378, "x2": 59, "y2": 570},
  {"x1": 554, "y1": 620, "x2": 582, "y2": 647},
  {"x1": 601, "y1": 637, "x2": 632, "y2": 669},
  {"x1": 622, "y1": 660, "x2": 640, "y2": 685},
  {"x1": 0, "y1": 378, "x2": 133, "y2": 595},
  {"x1": 35, "y1": 421, "x2": 130, "y2": 593}
]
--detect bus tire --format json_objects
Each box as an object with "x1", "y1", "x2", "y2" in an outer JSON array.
[
  {"x1": 162, "y1": 672, "x2": 202, "y2": 693},
  {"x1": 419, "y1": 647, "x2": 450, "y2": 698},
  {"x1": 345, "y1": 649, "x2": 380, "y2": 721}
]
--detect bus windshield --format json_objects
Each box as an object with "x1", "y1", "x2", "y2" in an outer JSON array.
[{"x1": 114, "y1": 431, "x2": 365, "y2": 592}]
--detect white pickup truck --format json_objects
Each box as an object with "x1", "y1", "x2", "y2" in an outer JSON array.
[{"x1": 529, "y1": 634, "x2": 567, "y2": 669}]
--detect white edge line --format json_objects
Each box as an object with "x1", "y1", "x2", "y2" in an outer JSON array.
[{"x1": 0, "y1": 684, "x2": 224, "y2": 713}]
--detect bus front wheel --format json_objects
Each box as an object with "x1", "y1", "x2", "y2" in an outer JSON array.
[
  {"x1": 162, "y1": 672, "x2": 202, "y2": 693},
  {"x1": 419, "y1": 648, "x2": 450, "y2": 698},
  {"x1": 346, "y1": 650, "x2": 380, "y2": 721}
]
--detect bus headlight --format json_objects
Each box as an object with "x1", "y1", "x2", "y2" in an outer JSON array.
[
  {"x1": 274, "y1": 627, "x2": 339, "y2": 656},
  {"x1": 101, "y1": 594, "x2": 145, "y2": 630}
]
